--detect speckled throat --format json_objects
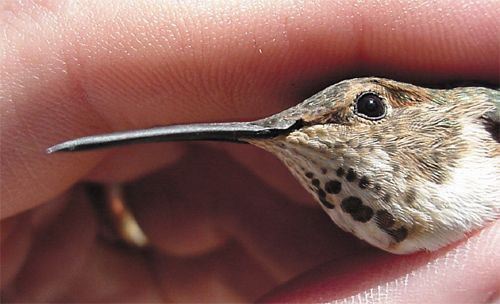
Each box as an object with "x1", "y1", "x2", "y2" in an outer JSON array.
[{"x1": 47, "y1": 77, "x2": 500, "y2": 254}]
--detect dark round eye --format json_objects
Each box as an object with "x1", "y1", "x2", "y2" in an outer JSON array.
[{"x1": 354, "y1": 93, "x2": 386, "y2": 120}]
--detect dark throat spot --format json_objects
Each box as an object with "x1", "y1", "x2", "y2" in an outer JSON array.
[
  {"x1": 341, "y1": 196, "x2": 374, "y2": 222},
  {"x1": 346, "y1": 169, "x2": 357, "y2": 182},
  {"x1": 325, "y1": 180, "x2": 342, "y2": 194}
]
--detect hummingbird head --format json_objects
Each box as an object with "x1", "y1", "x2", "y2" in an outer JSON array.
[
  {"x1": 250, "y1": 78, "x2": 499, "y2": 253},
  {"x1": 47, "y1": 77, "x2": 499, "y2": 254}
]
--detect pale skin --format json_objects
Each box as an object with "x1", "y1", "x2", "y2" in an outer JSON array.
[{"x1": 1, "y1": 0, "x2": 499, "y2": 303}]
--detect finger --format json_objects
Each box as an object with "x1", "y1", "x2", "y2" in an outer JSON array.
[
  {"x1": 2, "y1": 0, "x2": 499, "y2": 219},
  {"x1": 1, "y1": 187, "x2": 97, "y2": 302},
  {"x1": 0, "y1": 192, "x2": 68, "y2": 290},
  {"x1": 150, "y1": 241, "x2": 279, "y2": 303},
  {"x1": 214, "y1": 143, "x2": 315, "y2": 206},
  {"x1": 126, "y1": 145, "x2": 365, "y2": 280},
  {"x1": 120, "y1": 146, "x2": 344, "y2": 303},
  {"x1": 58, "y1": 242, "x2": 163, "y2": 303},
  {"x1": 0, "y1": 214, "x2": 32, "y2": 290},
  {"x1": 85, "y1": 142, "x2": 186, "y2": 183},
  {"x1": 260, "y1": 220, "x2": 500, "y2": 303}
]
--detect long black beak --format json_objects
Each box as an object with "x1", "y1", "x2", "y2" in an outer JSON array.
[{"x1": 46, "y1": 120, "x2": 303, "y2": 153}]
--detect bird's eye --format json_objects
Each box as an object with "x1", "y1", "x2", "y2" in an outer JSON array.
[{"x1": 354, "y1": 93, "x2": 386, "y2": 120}]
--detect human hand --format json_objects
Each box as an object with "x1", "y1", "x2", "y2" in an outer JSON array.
[{"x1": 1, "y1": 1, "x2": 499, "y2": 302}]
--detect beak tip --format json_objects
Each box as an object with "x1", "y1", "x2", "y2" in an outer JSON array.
[
  {"x1": 46, "y1": 143, "x2": 70, "y2": 154},
  {"x1": 46, "y1": 146, "x2": 58, "y2": 154}
]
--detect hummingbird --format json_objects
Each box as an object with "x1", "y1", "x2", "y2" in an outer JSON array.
[{"x1": 47, "y1": 77, "x2": 500, "y2": 254}]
